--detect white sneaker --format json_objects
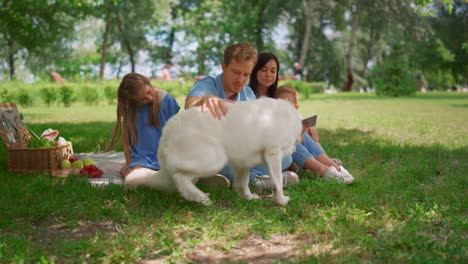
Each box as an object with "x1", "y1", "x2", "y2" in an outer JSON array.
[
  {"x1": 254, "y1": 171, "x2": 299, "y2": 192},
  {"x1": 339, "y1": 166, "x2": 355, "y2": 184},
  {"x1": 197, "y1": 174, "x2": 231, "y2": 189},
  {"x1": 331, "y1": 158, "x2": 343, "y2": 166},
  {"x1": 323, "y1": 166, "x2": 354, "y2": 185}
]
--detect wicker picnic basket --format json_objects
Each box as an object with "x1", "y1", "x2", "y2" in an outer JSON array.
[{"x1": 0, "y1": 103, "x2": 73, "y2": 174}]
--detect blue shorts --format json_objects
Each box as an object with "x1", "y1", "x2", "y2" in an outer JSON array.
[
  {"x1": 219, "y1": 155, "x2": 293, "y2": 184},
  {"x1": 292, "y1": 132, "x2": 325, "y2": 168}
]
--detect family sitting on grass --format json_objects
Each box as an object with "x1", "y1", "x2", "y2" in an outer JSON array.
[{"x1": 105, "y1": 42, "x2": 355, "y2": 192}]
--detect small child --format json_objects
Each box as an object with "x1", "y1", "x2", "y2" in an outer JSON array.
[{"x1": 274, "y1": 85, "x2": 355, "y2": 184}]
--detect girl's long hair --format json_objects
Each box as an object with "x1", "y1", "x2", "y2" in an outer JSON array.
[
  {"x1": 249, "y1": 52, "x2": 280, "y2": 98},
  {"x1": 105, "y1": 73, "x2": 160, "y2": 151}
]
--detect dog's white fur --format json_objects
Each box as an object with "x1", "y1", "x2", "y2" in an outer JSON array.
[{"x1": 125, "y1": 97, "x2": 303, "y2": 206}]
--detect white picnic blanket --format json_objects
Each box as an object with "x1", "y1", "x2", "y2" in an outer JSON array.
[{"x1": 74, "y1": 151, "x2": 126, "y2": 186}]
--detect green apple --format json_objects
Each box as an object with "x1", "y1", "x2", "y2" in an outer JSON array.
[
  {"x1": 82, "y1": 157, "x2": 94, "y2": 166},
  {"x1": 60, "y1": 159, "x2": 72, "y2": 169},
  {"x1": 71, "y1": 160, "x2": 84, "y2": 168}
]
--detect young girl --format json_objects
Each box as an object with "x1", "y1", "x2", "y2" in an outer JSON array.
[
  {"x1": 274, "y1": 85, "x2": 354, "y2": 184},
  {"x1": 106, "y1": 73, "x2": 180, "y2": 177}
]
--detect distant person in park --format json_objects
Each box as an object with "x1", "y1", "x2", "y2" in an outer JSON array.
[
  {"x1": 249, "y1": 52, "x2": 354, "y2": 184},
  {"x1": 105, "y1": 73, "x2": 180, "y2": 178},
  {"x1": 169, "y1": 63, "x2": 180, "y2": 80},
  {"x1": 185, "y1": 42, "x2": 299, "y2": 191},
  {"x1": 293, "y1": 62, "x2": 303, "y2": 81},
  {"x1": 50, "y1": 72, "x2": 65, "y2": 83},
  {"x1": 162, "y1": 65, "x2": 171, "y2": 80}
]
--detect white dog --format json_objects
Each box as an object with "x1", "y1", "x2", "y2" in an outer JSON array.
[{"x1": 125, "y1": 97, "x2": 303, "y2": 206}]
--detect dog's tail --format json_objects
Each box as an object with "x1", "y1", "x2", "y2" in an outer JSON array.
[{"x1": 124, "y1": 167, "x2": 176, "y2": 191}]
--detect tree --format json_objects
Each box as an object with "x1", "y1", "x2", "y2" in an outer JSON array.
[
  {"x1": 95, "y1": 0, "x2": 170, "y2": 76},
  {"x1": 0, "y1": 0, "x2": 94, "y2": 80},
  {"x1": 341, "y1": 0, "x2": 436, "y2": 91},
  {"x1": 429, "y1": 0, "x2": 468, "y2": 85}
]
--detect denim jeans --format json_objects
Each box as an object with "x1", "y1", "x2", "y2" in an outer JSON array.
[{"x1": 292, "y1": 132, "x2": 325, "y2": 168}]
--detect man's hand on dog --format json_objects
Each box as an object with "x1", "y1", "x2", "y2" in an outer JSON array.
[{"x1": 200, "y1": 96, "x2": 234, "y2": 120}]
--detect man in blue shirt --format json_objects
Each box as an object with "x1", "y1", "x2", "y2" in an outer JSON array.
[
  {"x1": 185, "y1": 42, "x2": 257, "y2": 116},
  {"x1": 185, "y1": 42, "x2": 299, "y2": 191}
]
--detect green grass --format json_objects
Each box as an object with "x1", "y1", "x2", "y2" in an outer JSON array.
[{"x1": 0, "y1": 92, "x2": 467, "y2": 263}]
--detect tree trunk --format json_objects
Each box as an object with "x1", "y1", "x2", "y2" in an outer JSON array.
[
  {"x1": 7, "y1": 38, "x2": 15, "y2": 80},
  {"x1": 359, "y1": 23, "x2": 378, "y2": 78},
  {"x1": 115, "y1": 9, "x2": 136, "y2": 73},
  {"x1": 116, "y1": 60, "x2": 122, "y2": 79},
  {"x1": 345, "y1": 7, "x2": 359, "y2": 92},
  {"x1": 255, "y1": 21, "x2": 264, "y2": 52},
  {"x1": 319, "y1": 6, "x2": 328, "y2": 82},
  {"x1": 299, "y1": 0, "x2": 313, "y2": 68},
  {"x1": 165, "y1": 27, "x2": 175, "y2": 62},
  {"x1": 165, "y1": 5, "x2": 177, "y2": 62},
  {"x1": 99, "y1": 13, "x2": 111, "y2": 79},
  {"x1": 255, "y1": 2, "x2": 265, "y2": 51},
  {"x1": 197, "y1": 50, "x2": 206, "y2": 75}
]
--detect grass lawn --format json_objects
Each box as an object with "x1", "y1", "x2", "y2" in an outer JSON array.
[{"x1": 0, "y1": 92, "x2": 466, "y2": 263}]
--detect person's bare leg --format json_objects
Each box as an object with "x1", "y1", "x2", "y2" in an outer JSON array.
[
  {"x1": 316, "y1": 153, "x2": 340, "y2": 171},
  {"x1": 288, "y1": 162, "x2": 300, "y2": 173},
  {"x1": 302, "y1": 157, "x2": 329, "y2": 177},
  {"x1": 120, "y1": 165, "x2": 143, "y2": 178}
]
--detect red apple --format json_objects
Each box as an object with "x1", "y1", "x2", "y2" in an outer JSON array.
[{"x1": 69, "y1": 156, "x2": 79, "y2": 163}]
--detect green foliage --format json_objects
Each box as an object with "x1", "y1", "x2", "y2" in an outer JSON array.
[
  {"x1": 27, "y1": 138, "x2": 54, "y2": 148},
  {"x1": 279, "y1": 80, "x2": 326, "y2": 99},
  {"x1": 0, "y1": 0, "x2": 96, "y2": 79},
  {"x1": 373, "y1": 59, "x2": 418, "y2": 97},
  {"x1": 39, "y1": 87, "x2": 58, "y2": 106},
  {"x1": 80, "y1": 85, "x2": 100, "y2": 105},
  {"x1": 425, "y1": 69, "x2": 456, "y2": 91},
  {"x1": 415, "y1": 0, "x2": 453, "y2": 13},
  {"x1": 152, "y1": 80, "x2": 192, "y2": 98},
  {"x1": 0, "y1": 89, "x2": 15, "y2": 103},
  {"x1": 59, "y1": 86, "x2": 75, "y2": 107},
  {"x1": 103, "y1": 85, "x2": 117, "y2": 105},
  {"x1": 16, "y1": 89, "x2": 33, "y2": 107},
  {"x1": 429, "y1": 0, "x2": 467, "y2": 85}
]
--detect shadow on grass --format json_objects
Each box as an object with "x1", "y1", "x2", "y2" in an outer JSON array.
[
  {"x1": 0, "y1": 123, "x2": 466, "y2": 262},
  {"x1": 1, "y1": 123, "x2": 466, "y2": 219},
  {"x1": 309, "y1": 127, "x2": 467, "y2": 208}
]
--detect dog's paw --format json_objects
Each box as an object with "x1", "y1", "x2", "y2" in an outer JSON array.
[
  {"x1": 200, "y1": 198, "x2": 213, "y2": 206},
  {"x1": 274, "y1": 195, "x2": 290, "y2": 206},
  {"x1": 245, "y1": 193, "x2": 260, "y2": 200}
]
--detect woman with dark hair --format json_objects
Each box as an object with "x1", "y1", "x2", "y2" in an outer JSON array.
[
  {"x1": 249, "y1": 52, "x2": 280, "y2": 98},
  {"x1": 249, "y1": 53, "x2": 354, "y2": 185}
]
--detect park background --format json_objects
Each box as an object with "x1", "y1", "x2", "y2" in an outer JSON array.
[{"x1": 0, "y1": 0, "x2": 467, "y2": 263}]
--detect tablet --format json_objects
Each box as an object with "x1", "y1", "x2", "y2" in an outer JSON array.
[{"x1": 302, "y1": 115, "x2": 317, "y2": 127}]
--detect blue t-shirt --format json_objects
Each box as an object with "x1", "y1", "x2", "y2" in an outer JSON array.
[
  {"x1": 188, "y1": 74, "x2": 256, "y2": 101},
  {"x1": 129, "y1": 91, "x2": 180, "y2": 170}
]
